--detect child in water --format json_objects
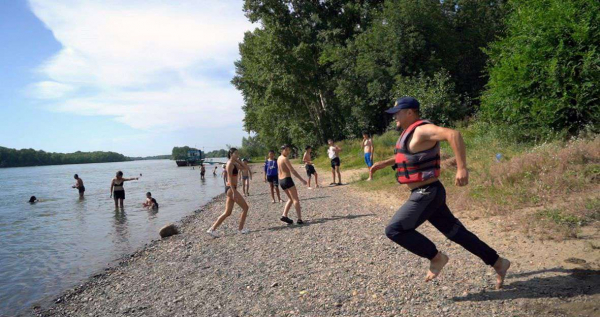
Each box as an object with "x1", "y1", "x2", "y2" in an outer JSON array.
[{"x1": 142, "y1": 192, "x2": 159, "y2": 209}]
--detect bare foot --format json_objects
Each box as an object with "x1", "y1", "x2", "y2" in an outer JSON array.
[
  {"x1": 493, "y1": 257, "x2": 511, "y2": 289},
  {"x1": 271, "y1": 200, "x2": 276, "y2": 203},
  {"x1": 366, "y1": 177, "x2": 372, "y2": 181},
  {"x1": 425, "y1": 252, "x2": 449, "y2": 282}
]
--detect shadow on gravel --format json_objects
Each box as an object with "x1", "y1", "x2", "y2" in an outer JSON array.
[
  {"x1": 257, "y1": 213, "x2": 375, "y2": 232},
  {"x1": 453, "y1": 268, "x2": 600, "y2": 302},
  {"x1": 301, "y1": 195, "x2": 331, "y2": 201}
]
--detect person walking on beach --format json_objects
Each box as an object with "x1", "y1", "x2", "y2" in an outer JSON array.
[
  {"x1": 278, "y1": 144, "x2": 308, "y2": 225},
  {"x1": 327, "y1": 139, "x2": 342, "y2": 185},
  {"x1": 72, "y1": 174, "x2": 85, "y2": 197},
  {"x1": 363, "y1": 132, "x2": 374, "y2": 181},
  {"x1": 370, "y1": 97, "x2": 511, "y2": 289},
  {"x1": 240, "y1": 158, "x2": 252, "y2": 196},
  {"x1": 110, "y1": 171, "x2": 139, "y2": 209},
  {"x1": 200, "y1": 164, "x2": 206, "y2": 180},
  {"x1": 207, "y1": 148, "x2": 250, "y2": 237},
  {"x1": 303, "y1": 146, "x2": 319, "y2": 189},
  {"x1": 264, "y1": 150, "x2": 284, "y2": 203}
]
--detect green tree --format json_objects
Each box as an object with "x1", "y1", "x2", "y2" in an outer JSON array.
[{"x1": 482, "y1": 0, "x2": 600, "y2": 140}]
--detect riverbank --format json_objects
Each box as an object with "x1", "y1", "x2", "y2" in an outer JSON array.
[{"x1": 37, "y1": 165, "x2": 600, "y2": 316}]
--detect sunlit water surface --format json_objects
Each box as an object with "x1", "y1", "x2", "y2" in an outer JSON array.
[{"x1": 0, "y1": 159, "x2": 226, "y2": 316}]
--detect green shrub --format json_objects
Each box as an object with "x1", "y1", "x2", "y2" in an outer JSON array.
[
  {"x1": 482, "y1": 0, "x2": 600, "y2": 141},
  {"x1": 393, "y1": 70, "x2": 469, "y2": 126}
]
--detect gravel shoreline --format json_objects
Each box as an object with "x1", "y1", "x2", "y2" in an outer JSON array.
[{"x1": 35, "y1": 167, "x2": 600, "y2": 316}]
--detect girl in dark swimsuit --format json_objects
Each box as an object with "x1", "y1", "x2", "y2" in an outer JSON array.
[
  {"x1": 110, "y1": 171, "x2": 139, "y2": 209},
  {"x1": 207, "y1": 148, "x2": 250, "y2": 237}
]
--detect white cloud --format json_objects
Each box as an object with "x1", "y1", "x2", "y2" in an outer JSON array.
[
  {"x1": 28, "y1": 0, "x2": 252, "y2": 130},
  {"x1": 29, "y1": 81, "x2": 75, "y2": 99}
]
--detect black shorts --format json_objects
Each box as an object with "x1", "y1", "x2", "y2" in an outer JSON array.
[
  {"x1": 330, "y1": 157, "x2": 341, "y2": 168},
  {"x1": 305, "y1": 164, "x2": 316, "y2": 176},
  {"x1": 78, "y1": 186, "x2": 85, "y2": 194},
  {"x1": 267, "y1": 175, "x2": 279, "y2": 185},
  {"x1": 113, "y1": 190, "x2": 125, "y2": 200},
  {"x1": 225, "y1": 185, "x2": 237, "y2": 194},
  {"x1": 279, "y1": 177, "x2": 295, "y2": 190}
]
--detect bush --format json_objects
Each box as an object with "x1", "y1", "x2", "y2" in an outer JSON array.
[
  {"x1": 482, "y1": 0, "x2": 600, "y2": 141},
  {"x1": 393, "y1": 70, "x2": 468, "y2": 126}
]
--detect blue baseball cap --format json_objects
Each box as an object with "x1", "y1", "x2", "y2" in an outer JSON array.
[{"x1": 385, "y1": 97, "x2": 420, "y2": 114}]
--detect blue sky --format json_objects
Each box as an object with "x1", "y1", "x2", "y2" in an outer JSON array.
[{"x1": 0, "y1": 0, "x2": 252, "y2": 156}]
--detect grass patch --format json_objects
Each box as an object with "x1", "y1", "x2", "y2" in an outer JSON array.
[{"x1": 536, "y1": 209, "x2": 583, "y2": 227}]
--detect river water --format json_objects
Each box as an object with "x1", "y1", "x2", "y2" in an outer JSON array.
[{"x1": 0, "y1": 159, "x2": 226, "y2": 316}]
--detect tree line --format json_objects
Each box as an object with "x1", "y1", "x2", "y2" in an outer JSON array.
[
  {"x1": 0, "y1": 147, "x2": 131, "y2": 168},
  {"x1": 233, "y1": 0, "x2": 599, "y2": 150}
]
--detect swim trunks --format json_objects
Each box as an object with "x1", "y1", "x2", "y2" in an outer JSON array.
[
  {"x1": 305, "y1": 164, "x2": 316, "y2": 176},
  {"x1": 113, "y1": 190, "x2": 125, "y2": 200},
  {"x1": 364, "y1": 153, "x2": 373, "y2": 167},
  {"x1": 78, "y1": 186, "x2": 85, "y2": 194},
  {"x1": 279, "y1": 177, "x2": 295, "y2": 190},
  {"x1": 267, "y1": 175, "x2": 279, "y2": 185},
  {"x1": 242, "y1": 176, "x2": 249, "y2": 180},
  {"x1": 330, "y1": 157, "x2": 341, "y2": 168}
]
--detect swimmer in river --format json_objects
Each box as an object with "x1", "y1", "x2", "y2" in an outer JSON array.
[
  {"x1": 142, "y1": 192, "x2": 159, "y2": 209},
  {"x1": 28, "y1": 196, "x2": 38, "y2": 203},
  {"x1": 72, "y1": 174, "x2": 85, "y2": 197},
  {"x1": 110, "y1": 171, "x2": 139, "y2": 209}
]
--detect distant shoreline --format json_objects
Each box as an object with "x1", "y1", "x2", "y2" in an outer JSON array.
[{"x1": 0, "y1": 158, "x2": 171, "y2": 169}]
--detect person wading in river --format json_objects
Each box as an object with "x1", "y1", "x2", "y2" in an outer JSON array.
[
  {"x1": 370, "y1": 96, "x2": 511, "y2": 289},
  {"x1": 110, "y1": 171, "x2": 139, "y2": 209},
  {"x1": 207, "y1": 148, "x2": 250, "y2": 237}
]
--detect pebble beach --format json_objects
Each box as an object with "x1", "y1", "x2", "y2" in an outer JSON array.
[{"x1": 36, "y1": 167, "x2": 600, "y2": 317}]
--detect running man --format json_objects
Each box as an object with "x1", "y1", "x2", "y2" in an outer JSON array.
[
  {"x1": 370, "y1": 96, "x2": 510, "y2": 289},
  {"x1": 363, "y1": 132, "x2": 374, "y2": 181},
  {"x1": 200, "y1": 164, "x2": 206, "y2": 180},
  {"x1": 278, "y1": 145, "x2": 308, "y2": 225},
  {"x1": 207, "y1": 148, "x2": 250, "y2": 237},
  {"x1": 264, "y1": 150, "x2": 284, "y2": 203},
  {"x1": 110, "y1": 171, "x2": 139, "y2": 209},
  {"x1": 72, "y1": 174, "x2": 85, "y2": 197},
  {"x1": 239, "y1": 158, "x2": 252, "y2": 196},
  {"x1": 303, "y1": 146, "x2": 319, "y2": 189},
  {"x1": 327, "y1": 139, "x2": 342, "y2": 185}
]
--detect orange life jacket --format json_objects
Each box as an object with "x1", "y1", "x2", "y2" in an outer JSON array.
[{"x1": 394, "y1": 120, "x2": 441, "y2": 184}]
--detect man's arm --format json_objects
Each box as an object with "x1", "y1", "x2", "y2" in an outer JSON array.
[
  {"x1": 370, "y1": 141, "x2": 374, "y2": 159},
  {"x1": 285, "y1": 158, "x2": 307, "y2": 185},
  {"x1": 416, "y1": 124, "x2": 468, "y2": 186},
  {"x1": 249, "y1": 166, "x2": 252, "y2": 180},
  {"x1": 110, "y1": 180, "x2": 114, "y2": 197},
  {"x1": 370, "y1": 157, "x2": 395, "y2": 174}
]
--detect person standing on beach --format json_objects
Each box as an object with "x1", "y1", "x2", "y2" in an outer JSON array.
[
  {"x1": 200, "y1": 164, "x2": 206, "y2": 180},
  {"x1": 207, "y1": 148, "x2": 250, "y2": 237},
  {"x1": 370, "y1": 96, "x2": 511, "y2": 289},
  {"x1": 278, "y1": 144, "x2": 308, "y2": 225},
  {"x1": 327, "y1": 139, "x2": 342, "y2": 185},
  {"x1": 240, "y1": 158, "x2": 252, "y2": 196},
  {"x1": 264, "y1": 150, "x2": 284, "y2": 203},
  {"x1": 363, "y1": 132, "x2": 374, "y2": 181},
  {"x1": 72, "y1": 174, "x2": 85, "y2": 197},
  {"x1": 110, "y1": 171, "x2": 139, "y2": 209},
  {"x1": 303, "y1": 146, "x2": 319, "y2": 189},
  {"x1": 221, "y1": 164, "x2": 227, "y2": 186}
]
